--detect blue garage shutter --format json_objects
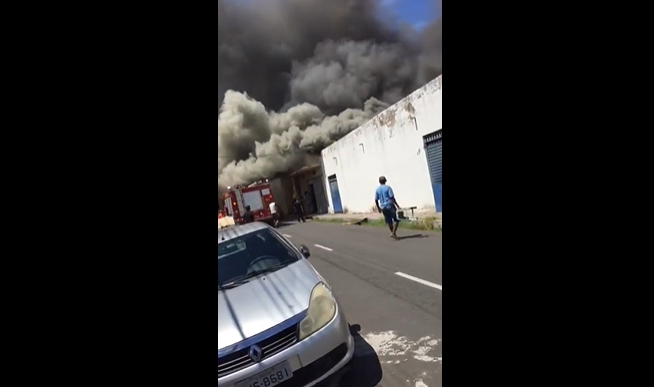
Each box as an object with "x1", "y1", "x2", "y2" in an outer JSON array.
[
  {"x1": 424, "y1": 131, "x2": 443, "y2": 183},
  {"x1": 426, "y1": 142, "x2": 442, "y2": 183},
  {"x1": 424, "y1": 130, "x2": 443, "y2": 212}
]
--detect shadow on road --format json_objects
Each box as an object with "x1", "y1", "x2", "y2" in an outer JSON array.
[
  {"x1": 273, "y1": 221, "x2": 300, "y2": 229},
  {"x1": 324, "y1": 324, "x2": 383, "y2": 387},
  {"x1": 397, "y1": 234, "x2": 427, "y2": 240}
]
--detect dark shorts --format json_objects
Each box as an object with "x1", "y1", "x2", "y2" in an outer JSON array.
[{"x1": 382, "y1": 207, "x2": 399, "y2": 225}]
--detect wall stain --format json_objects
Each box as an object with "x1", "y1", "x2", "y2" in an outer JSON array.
[{"x1": 405, "y1": 102, "x2": 416, "y2": 117}]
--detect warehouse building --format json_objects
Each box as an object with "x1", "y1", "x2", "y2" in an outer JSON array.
[
  {"x1": 267, "y1": 164, "x2": 329, "y2": 218},
  {"x1": 321, "y1": 76, "x2": 443, "y2": 214}
]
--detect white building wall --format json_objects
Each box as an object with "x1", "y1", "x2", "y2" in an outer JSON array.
[{"x1": 321, "y1": 76, "x2": 443, "y2": 214}]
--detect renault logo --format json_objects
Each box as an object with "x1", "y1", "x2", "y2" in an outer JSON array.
[{"x1": 249, "y1": 345, "x2": 263, "y2": 363}]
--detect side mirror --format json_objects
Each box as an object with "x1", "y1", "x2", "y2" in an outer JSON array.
[{"x1": 299, "y1": 245, "x2": 311, "y2": 259}]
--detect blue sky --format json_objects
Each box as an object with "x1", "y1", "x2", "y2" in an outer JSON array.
[
  {"x1": 238, "y1": 0, "x2": 442, "y2": 31},
  {"x1": 381, "y1": 0, "x2": 442, "y2": 30}
]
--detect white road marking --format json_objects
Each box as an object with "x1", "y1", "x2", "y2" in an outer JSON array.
[
  {"x1": 283, "y1": 234, "x2": 292, "y2": 238},
  {"x1": 315, "y1": 244, "x2": 333, "y2": 252},
  {"x1": 395, "y1": 272, "x2": 443, "y2": 291}
]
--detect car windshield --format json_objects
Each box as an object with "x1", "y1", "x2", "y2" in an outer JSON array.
[{"x1": 218, "y1": 228, "x2": 300, "y2": 290}]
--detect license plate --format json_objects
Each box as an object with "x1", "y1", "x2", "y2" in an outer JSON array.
[{"x1": 235, "y1": 361, "x2": 293, "y2": 387}]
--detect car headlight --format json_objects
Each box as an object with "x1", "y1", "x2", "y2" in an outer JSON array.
[{"x1": 298, "y1": 283, "x2": 336, "y2": 341}]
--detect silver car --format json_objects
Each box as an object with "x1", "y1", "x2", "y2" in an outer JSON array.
[{"x1": 218, "y1": 222, "x2": 355, "y2": 387}]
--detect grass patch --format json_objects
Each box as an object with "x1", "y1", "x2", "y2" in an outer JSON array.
[{"x1": 313, "y1": 216, "x2": 442, "y2": 232}]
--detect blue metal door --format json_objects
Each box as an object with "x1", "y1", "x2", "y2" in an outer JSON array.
[
  {"x1": 424, "y1": 130, "x2": 443, "y2": 213},
  {"x1": 328, "y1": 176, "x2": 344, "y2": 213}
]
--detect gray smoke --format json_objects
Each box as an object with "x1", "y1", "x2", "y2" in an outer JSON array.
[{"x1": 218, "y1": 0, "x2": 442, "y2": 192}]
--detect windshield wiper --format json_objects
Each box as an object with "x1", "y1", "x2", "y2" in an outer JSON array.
[
  {"x1": 218, "y1": 281, "x2": 249, "y2": 291},
  {"x1": 218, "y1": 264, "x2": 290, "y2": 291}
]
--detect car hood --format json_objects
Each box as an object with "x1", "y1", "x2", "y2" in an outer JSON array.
[{"x1": 218, "y1": 260, "x2": 319, "y2": 351}]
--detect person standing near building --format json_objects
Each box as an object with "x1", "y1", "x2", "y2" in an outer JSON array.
[
  {"x1": 269, "y1": 201, "x2": 280, "y2": 228},
  {"x1": 241, "y1": 205, "x2": 255, "y2": 224},
  {"x1": 375, "y1": 176, "x2": 401, "y2": 239},
  {"x1": 293, "y1": 196, "x2": 306, "y2": 223}
]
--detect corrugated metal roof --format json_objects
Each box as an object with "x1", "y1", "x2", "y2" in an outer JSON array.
[
  {"x1": 288, "y1": 164, "x2": 321, "y2": 178},
  {"x1": 218, "y1": 222, "x2": 269, "y2": 243}
]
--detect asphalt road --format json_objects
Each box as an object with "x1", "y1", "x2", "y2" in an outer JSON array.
[{"x1": 279, "y1": 221, "x2": 443, "y2": 387}]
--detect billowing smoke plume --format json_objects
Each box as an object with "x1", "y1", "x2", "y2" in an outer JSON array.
[{"x1": 218, "y1": 0, "x2": 442, "y2": 192}]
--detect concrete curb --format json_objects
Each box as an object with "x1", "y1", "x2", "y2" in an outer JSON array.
[{"x1": 315, "y1": 216, "x2": 443, "y2": 231}]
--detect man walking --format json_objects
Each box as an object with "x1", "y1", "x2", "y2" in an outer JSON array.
[{"x1": 375, "y1": 176, "x2": 401, "y2": 239}]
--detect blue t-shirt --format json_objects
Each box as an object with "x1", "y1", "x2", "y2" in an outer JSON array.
[{"x1": 375, "y1": 185, "x2": 395, "y2": 210}]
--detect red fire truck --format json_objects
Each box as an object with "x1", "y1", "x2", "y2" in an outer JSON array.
[{"x1": 221, "y1": 181, "x2": 276, "y2": 225}]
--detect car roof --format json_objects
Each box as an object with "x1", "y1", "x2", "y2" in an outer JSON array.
[{"x1": 218, "y1": 222, "x2": 270, "y2": 244}]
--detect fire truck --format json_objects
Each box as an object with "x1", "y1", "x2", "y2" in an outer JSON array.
[{"x1": 221, "y1": 181, "x2": 276, "y2": 225}]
